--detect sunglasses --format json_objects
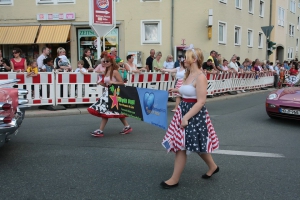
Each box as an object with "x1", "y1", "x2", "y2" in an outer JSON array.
[
  {"x1": 13, "y1": 52, "x2": 19, "y2": 54},
  {"x1": 103, "y1": 60, "x2": 110, "y2": 63}
]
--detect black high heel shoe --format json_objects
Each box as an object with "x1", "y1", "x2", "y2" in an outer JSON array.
[
  {"x1": 160, "y1": 181, "x2": 179, "y2": 189},
  {"x1": 202, "y1": 166, "x2": 219, "y2": 179}
]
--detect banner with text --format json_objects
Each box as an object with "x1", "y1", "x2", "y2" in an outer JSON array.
[{"x1": 108, "y1": 85, "x2": 168, "y2": 129}]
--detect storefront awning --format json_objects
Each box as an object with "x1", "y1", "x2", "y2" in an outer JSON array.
[
  {"x1": 36, "y1": 25, "x2": 70, "y2": 44},
  {"x1": 1, "y1": 26, "x2": 39, "y2": 44},
  {"x1": 0, "y1": 27, "x2": 9, "y2": 43}
]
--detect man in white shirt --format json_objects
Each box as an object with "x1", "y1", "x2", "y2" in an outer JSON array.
[
  {"x1": 37, "y1": 47, "x2": 50, "y2": 71},
  {"x1": 229, "y1": 56, "x2": 239, "y2": 73},
  {"x1": 229, "y1": 55, "x2": 245, "y2": 93},
  {"x1": 268, "y1": 62, "x2": 274, "y2": 72}
]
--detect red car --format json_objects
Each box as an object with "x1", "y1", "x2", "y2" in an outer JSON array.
[{"x1": 266, "y1": 82, "x2": 300, "y2": 120}]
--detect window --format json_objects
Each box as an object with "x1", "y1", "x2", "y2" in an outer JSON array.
[
  {"x1": 236, "y1": 0, "x2": 242, "y2": 9},
  {"x1": 258, "y1": 32, "x2": 263, "y2": 48},
  {"x1": 259, "y1": 1, "x2": 265, "y2": 17},
  {"x1": 0, "y1": 0, "x2": 13, "y2": 5},
  {"x1": 249, "y1": 0, "x2": 254, "y2": 14},
  {"x1": 234, "y1": 26, "x2": 241, "y2": 45},
  {"x1": 288, "y1": 47, "x2": 294, "y2": 59},
  {"x1": 299, "y1": 0, "x2": 300, "y2": 8},
  {"x1": 141, "y1": 20, "x2": 161, "y2": 44},
  {"x1": 290, "y1": 0, "x2": 296, "y2": 13},
  {"x1": 218, "y1": 21, "x2": 227, "y2": 44},
  {"x1": 278, "y1": 7, "x2": 285, "y2": 26},
  {"x1": 247, "y1": 29, "x2": 253, "y2": 47},
  {"x1": 219, "y1": 0, "x2": 227, "y2": 3},
  {"x1": 289, "y1": 24, "x2": 295, "y2": 36},
  {"x1": 37, "y1": 0, "x2": 75, "y2": 4}
]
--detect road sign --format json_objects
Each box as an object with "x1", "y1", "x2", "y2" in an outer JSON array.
[
  {"x1": 261, "y1": 26, "x2": 274, "y2": 38},
  {"x1": 89, "y1": 0, "x2": 116, "y2": 37}
]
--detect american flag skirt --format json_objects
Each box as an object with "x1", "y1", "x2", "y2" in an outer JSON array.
[{"x1": 162, "y1": 100, "x2": 219, "y2": 153}]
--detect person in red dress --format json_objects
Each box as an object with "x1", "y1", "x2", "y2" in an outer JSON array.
[
  {"x1": 289, "y1": 63, "x2": 299, "y2": 76},
  {"x1": 10, "y1": 48, "x2": 27, "y2": 72}
]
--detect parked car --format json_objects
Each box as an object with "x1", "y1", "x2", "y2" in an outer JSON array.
[
  {"x1": 266, "y1": 80, "x2": 300, "y2": 120},
  {"x1": 0, "y1": 79, "x2": 29, "y2": 147}
]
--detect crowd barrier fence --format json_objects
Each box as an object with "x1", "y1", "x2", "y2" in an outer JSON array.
[{"x1": 0, "y1": 71, "x2": 279, "y2": 107}]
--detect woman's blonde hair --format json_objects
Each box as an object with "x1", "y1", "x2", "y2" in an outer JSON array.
[
  {"x1": 166, "y1": 55, "x2": 173, "y2": 61},
  {"x1": 155, "y1": 51, "x2": 162, "y2": 57},
  {"x1": 184, "y1": 48, "x2": 204, "y2": 80}
]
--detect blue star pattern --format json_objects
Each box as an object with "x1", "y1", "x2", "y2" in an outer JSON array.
[{"x1": 180, "y1": 101, "x2": 210, "y2": 153}]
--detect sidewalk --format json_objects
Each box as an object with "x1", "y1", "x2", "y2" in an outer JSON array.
[{"x1": 25, "y1": 88, "x2": 275, "y2": 118}]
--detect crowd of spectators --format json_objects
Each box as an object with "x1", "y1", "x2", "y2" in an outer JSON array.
[{"x1": 1, "y1": 47, "x2": 299, "y2": 89}]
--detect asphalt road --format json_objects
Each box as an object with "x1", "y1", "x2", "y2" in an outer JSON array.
[{"x1": 0, "y1": 91, "x2": 299, "y2": 200}]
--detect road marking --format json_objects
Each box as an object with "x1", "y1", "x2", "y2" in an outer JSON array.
[{"x1": 213, "y1": 150, "x2": 284, "y2": 158}]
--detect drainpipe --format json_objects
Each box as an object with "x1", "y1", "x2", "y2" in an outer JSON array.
[
  {"x1": 267, "y1": 0, "x2": 273, "y2": 61},
  {"x1": 171, "y1": 0, "x2": 174, "y2": 56}
]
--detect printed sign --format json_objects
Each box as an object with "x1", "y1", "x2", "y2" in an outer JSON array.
[
  {"x1": 37, "y1": 13, "x2": 75, "y2": 21},
  {"x1": 108, "y1": 85, "x2": 168, "y2": 129},
  {"x1": 93, "y1": 0, "x2": 113, "y2": 25}
]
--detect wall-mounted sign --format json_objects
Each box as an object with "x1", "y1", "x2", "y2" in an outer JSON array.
[{"x1": 37, "y1": 13, "x2": 76, "y2": 21}]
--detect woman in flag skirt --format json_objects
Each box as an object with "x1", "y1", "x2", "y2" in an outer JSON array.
[
  {"x1": 87, "y1": 52, "x2": 132, "y2": 137},
  {"x1": 161, "y1": 59, "x2": 186, "y2": 112},
  {"x1": 161, "y1": 46, "x2": 219, "y2": 189}
]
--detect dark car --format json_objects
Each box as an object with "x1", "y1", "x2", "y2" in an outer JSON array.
[{"x1": 266, "y1": 80, "x2": 300, "y2": 120}]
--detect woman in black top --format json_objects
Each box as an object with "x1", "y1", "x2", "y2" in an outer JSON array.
[{"x1": 82, "y1": 48, "x2": 94, "y2": 72}]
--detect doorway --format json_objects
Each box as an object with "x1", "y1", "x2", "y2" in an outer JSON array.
[{"x1": 276, "y1": 46, "x2": 284, "y2": 63}]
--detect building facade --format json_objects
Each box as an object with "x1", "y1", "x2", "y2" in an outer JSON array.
[{"x1": 0, "y1": 0, "x2": 286, "y2": 69}]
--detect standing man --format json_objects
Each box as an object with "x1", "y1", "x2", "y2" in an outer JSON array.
[
  {"x1": 174, "y1": 55, "x2": 183, "y2": 68},
  {"x1": 146, "y1": 49, "x2": 155, "y2": 72},
  {"x1": 110, "y1": 47, "x2": 120, "y2": 60},
  {"x1": 37, "y1": 47, "x2": 50, "y2": 71}
]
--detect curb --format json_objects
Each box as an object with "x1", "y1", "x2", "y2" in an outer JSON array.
[{"x1": 25, "y1": 88, "x2": 275, "y2": 118}]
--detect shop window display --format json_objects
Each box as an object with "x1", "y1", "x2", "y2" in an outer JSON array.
[{"x1": 77, "y1": 28, "x2": 119, "y2": 66}]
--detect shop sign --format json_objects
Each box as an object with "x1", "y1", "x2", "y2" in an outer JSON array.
[
  {"x1": 80, "y1": 41, "x2": 94, "y2": 46},
  {"x1": 93, "y1": 0, "x2": 113, "y2": 25},
  {"x1": 37, "y1": 13, "x2": 75, "y2": 21}
]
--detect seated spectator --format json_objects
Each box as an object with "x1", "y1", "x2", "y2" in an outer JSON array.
[
  {"x1": 75, "y1": 60, "x2": 88, "y2": 74},
  {"x1": 163, "y1": 55, "x2": 175, "y2": 69},
  {"x1": 202, "y1": 59, "x2": 214, "y2": 71},
  {"x1": 229, "y1": 56, "x2": 239, "y2": 73},
  {"x1": 153, "y1": 51, "x2": 164, "y2": 72},
  {"x1": 216, "y1": 53, "x2": 223, "y2": 72},
  {"x1": 94, "y1": 58, "x2": 106, "y2": 74},
  {"x1": 0, "y1": 58, "x2": 11, "y2": 72},
  {"x1": 41, "y1": 57, "x2": 54, "y2": 72},
  {"x1": 268, "y1": 62, "x2": 274, "y2": 72},
  {"x1": 125, "y1": 54, "x2": 146, "y2": 73},
  {"x1": 117, "y1": 58, "x2": 127, "y2": 82},
  {"x1": 222, "y1": 59, "x2": 231, "y2": 72},
  {"x1": 82, "y1": 48, "x2": 94, "y2": 72},
  {"x1": 54, "y1": 47, "x2": 72, "y2": 72},
  {"x1": 289, "y1": 64, "x2": 299, "y2": 76}
]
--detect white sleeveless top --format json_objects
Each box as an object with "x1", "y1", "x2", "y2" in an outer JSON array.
[
  {"x1": 179, "y1": 73, "x2": 204, "y2": 99},
  {"x1": 125, "y1": 63, "x2": 137, "y2": 72},
  {"x1": 176, "y1": 67, "x2": 185, "y2": 80},
  {"x1": 179, "y1": 84, "x2": 197, "y2": 99}
]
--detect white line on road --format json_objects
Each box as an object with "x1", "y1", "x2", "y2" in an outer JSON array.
[{"x1": 213, "y1": 150, "x2": 284, "y2": 158}]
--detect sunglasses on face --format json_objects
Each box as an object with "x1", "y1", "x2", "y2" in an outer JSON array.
[
  {"x1": 103, "y1": 60, "x2": 110, "y2": 63},
  {"x1": 13, "y1": 52, "x2": 19, "y2": 54}
]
